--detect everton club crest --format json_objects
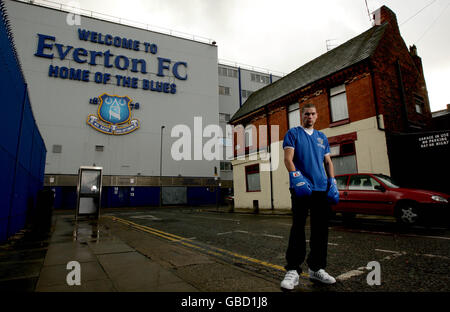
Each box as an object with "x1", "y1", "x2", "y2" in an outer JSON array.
[{"x1": 87, "y1": 93, "x2": 140, "y2": 135}]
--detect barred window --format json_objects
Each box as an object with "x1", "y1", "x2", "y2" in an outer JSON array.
[{"x1": 219, "y1": 86, "x2": 231, "y2": 95}]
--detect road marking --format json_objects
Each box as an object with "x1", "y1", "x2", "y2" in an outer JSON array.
[
  {"x1": 337, "y1": 228, "x2": 450, "y2": 241},
  {"x1": 373, "y1": 250, "x2": 406, "y2": 261},
  {"x1": 417, "y1": 235, "x2": 450, "y2": 241},
  {"x1": 104, "y1": 216, "x2": 300, "y2": 276},
  {"x1": 234, "y1": 230, "x2": 249, "y2": 234},
  {"x1": 191, "y1": 216, "x2": 241, "y2": 222},
  {"x1": 130, "y1": 215, "x2": 162, "y2": 221},
  {"x1": 217, "y1": 231, "x2": 233, "y2": 236},
  {"x1": 416, "y1": 253, "x2": 450, "y2": 260},
  {"x1": 261, "y1": 234, "x2": 284, "y2": 239},
  {"x1": 336, "y1": 267, "x2": 367, "y2": 281},
  {"x1": 375, "y1": 249, "x2": 402, "y2": 254},
  {"x1": 305, "y1": 240, "x2": 339, "y2": 246}
]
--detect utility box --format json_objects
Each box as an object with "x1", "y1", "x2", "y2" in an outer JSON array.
[{"x1": 75, "y1": 166, "x2": 103, "y2": 220}]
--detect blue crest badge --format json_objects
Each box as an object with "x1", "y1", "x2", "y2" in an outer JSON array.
[{"x1": 87, "y1": 93, "x2": 140, "y2": 135}]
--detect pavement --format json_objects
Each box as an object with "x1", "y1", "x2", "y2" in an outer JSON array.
[{"x1": 0, "y1": 207, "x2": 287, "y2": 292}]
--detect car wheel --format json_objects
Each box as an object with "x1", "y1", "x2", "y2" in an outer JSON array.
[{"x1": 396, "y1": 202, "x2": 420, "y2": 225}]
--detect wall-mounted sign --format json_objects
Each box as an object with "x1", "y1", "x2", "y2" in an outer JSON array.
[
  {"x1": 87, "y1": 93, "x2": 140, "y2": 135},
  {"x1": 34, "y1": 29, "x2": 188, "y2": 94}
]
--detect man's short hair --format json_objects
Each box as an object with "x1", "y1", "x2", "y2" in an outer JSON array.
[{"x1": 301, "y1": 103, "x2": 316, "y2": 114}]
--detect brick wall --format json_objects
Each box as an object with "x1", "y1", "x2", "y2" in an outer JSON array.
[{"x1": 371, "y1": 7, "x2": 432, "y2": 133}]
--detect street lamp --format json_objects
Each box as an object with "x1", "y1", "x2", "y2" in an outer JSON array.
[{"x1": 159, "y1": 125, "x2": 165, "y2": 208}]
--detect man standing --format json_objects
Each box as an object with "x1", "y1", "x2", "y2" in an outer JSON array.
[{"x1": 280, "y1": 103, "x2": 339, "y2": 290}]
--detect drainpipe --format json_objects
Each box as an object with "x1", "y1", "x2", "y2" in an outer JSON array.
[
  {"x1": 238, "y1": 67, "x2": 242, "y2": 107},
  {"x1": 396, "y1": 59, "x2": 413, "y2": 130},
  {"x1": 265, "y1": 107, "x2": 274, "y2": 210},
  {"x1": 369, "y1": 62, "x2": 385, "y2": 131}
]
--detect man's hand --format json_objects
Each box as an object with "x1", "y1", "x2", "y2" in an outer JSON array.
[
  {"x1": 327, "y1": 177, "x2": 339, "y2": 204},
  {"x1": 289, "y1": 171, "x2": 312, "y2": 198}
]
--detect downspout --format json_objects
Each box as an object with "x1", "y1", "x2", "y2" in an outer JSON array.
[
  {"x1": 395, "y1": 59, "x2": 413, "y2": 129},
  {"x1": 238, "y1": 67, "x2": 242, "y2": 107},
  {"x1": 369, "y1": 61, "x2": 385, "y2": 131},
  {"x1": 265, "y1": 107, "x2": 274, "y2": 210}
]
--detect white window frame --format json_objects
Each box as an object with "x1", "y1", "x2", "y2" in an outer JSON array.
[
  {"x1": 330, "y1": 84, "x2": 349, "y2": 122},
  {"x1": 219, "y1": 113, "x2": 230, "y2": 122},
  {"x1": 288, "y1": 103, "x2": 301, "y2": 129},
  {"x1": 219, "y1": 86, "x2": 231, "y2": 95}
]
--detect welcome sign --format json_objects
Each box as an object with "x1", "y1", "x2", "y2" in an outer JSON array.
[{"x1": 34, "y1": 28, "x2": 188, "y2": 94}]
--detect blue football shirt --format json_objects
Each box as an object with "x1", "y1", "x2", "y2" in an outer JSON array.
[{"x1": 283, "y1": 127, "x2": 331, "y2": 191}]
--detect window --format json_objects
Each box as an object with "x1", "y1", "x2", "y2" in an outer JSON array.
[
  {"x1": 288, "y1": 103, "x2": 300, "y2": 129},
  {"x1": 219, "y1": 113, "x2": 230, "y2": 122},
  {"x1": 220, "y1": 161, "x2": 232, "y2": 171},
  {"x1": 219, "y1": 86, "x2": 230, "y2": 95},
  {"x1": 245, "y1": 164, "x2": 261, "y2": 192},
  {"x1": 218, "y1": 66, "x2": 237, "y2": 78},
  {"x1": 242, "y1": 89, "x2": 253, "y2": 98},
  {"x1": 251, "y1": 73, "x2": 270, "y2": 84},
  {"x1": 52, "y1": 144, "x2": 62, "y2": 153},
  {"x1": 330, "y1": 85, "x2": 349, "y2": 122},
  {"x1": 348, "y1": 175, "x2": 381, "y2": 191},
  {"x1": 330, "y1": 141, "x2": 357, "y2": 175},
  {"x1": 245, "y1": 128, "x2": 252, "y2": 148},
  {"x1": 335, "y1": 176, "x2": 349, "y2": 190},
  {"x1": 414, "y1": 94, "x2": 425, "y2": 114}
]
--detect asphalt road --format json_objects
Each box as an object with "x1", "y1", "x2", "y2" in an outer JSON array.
[{"x1": 102, "y1": 207, "x2": 450, "y2": 292}]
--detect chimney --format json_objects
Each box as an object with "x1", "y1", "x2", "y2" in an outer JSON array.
[
  {"x1": 409, "y1": 44, "x2": 424, "y2": 76},
  {"x1": 373, "y1": 6, "x2": 398, "y2": 27}
]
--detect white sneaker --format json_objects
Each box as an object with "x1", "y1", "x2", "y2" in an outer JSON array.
[
  {"x1": 308, "y1": 269, "x2": 336, "y2": 284},
  {"x1": 280, "y1": 270, "x2": 299, "y2": 290}
]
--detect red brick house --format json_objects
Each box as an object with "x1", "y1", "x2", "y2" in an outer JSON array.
[{"x1": 229, "y1": 6, "x2": 435, "y2": 210}]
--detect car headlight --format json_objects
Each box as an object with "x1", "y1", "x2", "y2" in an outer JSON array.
[{"x1": 431, "y1": 195, "x2": 448, "y2": 203}]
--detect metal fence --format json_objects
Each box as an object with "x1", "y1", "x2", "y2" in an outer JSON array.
[{"x1": 0, "y1": 0, "x2": 47, "y2": 242}]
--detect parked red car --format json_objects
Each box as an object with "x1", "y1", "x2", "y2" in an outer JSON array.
[{"x1": 332, "y1": 173, "x2": 449, "y2": 226}]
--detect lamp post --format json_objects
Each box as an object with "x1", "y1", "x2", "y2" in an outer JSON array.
[{"x1": 159, "y1": 125, "x2": 165, "y2": 208}]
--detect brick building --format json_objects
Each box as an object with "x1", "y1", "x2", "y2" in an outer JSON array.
[{"x1": 229, "y1": 6, "x2": 436, "y2": 210}]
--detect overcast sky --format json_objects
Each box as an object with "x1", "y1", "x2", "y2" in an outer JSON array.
[{"x1": 56, "y1": 0, "x2": 450, "y2": 112}]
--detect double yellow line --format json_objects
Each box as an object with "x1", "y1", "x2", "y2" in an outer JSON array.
[{"x1": 104, "y1": 215, "x2": 304, "y2": 275}]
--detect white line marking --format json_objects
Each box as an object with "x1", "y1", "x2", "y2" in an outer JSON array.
[
  {"x1": 418, "y1": 235, "x2": 450, "y2": 241},
  {"x1": 234, "y1": 230, "x2": 249, "y2": 234},
  {"x1": 130, "y1": 215, "x2": 162, "y2": 221},
  {"x1": 416, "y1": 253, "x2": 450, "y2": 260},
  {"x1": 192, "y1": 216, "x2": 241, "y2": 222},
  {"x1": 375, "y1": 249, "x2": 402, "y2": 254},
  {"x1": 305, "y1": 240, "x2": 338, "y2": 246},
  {"x1": 340, "y1": 228, "x2": 450, "y2": 241},
  {"x1": 336, "y1": 269, "x2": 366, "y2": 281},
  {"x1": 261, "y1": 234, "x2": 283, "y2": 239},
  {"x1": 217, "y1": 232, "x2": 233, "y2": 236}
]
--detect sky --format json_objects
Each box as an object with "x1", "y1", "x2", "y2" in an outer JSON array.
[{"x1": 54, "y1": 0, "x2": 450, "y2": 112}]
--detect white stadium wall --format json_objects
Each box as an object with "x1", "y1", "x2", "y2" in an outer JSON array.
[{"x1": 5, "y1": 0, "x2": 219, "y2": 178}]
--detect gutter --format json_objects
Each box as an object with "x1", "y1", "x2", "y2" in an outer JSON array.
[
  {"x1": 265, "y1": 106, "x2": 274, "y2": 210},
  {"x1": 369, "y1": 61, "x2": 385, "y2": 131}
]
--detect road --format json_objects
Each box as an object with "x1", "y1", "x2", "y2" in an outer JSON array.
[{"x1": 102, "y1": 207, "x2": 450, "y2": 292}]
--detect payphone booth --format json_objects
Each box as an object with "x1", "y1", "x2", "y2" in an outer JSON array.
[{"x1": 75, "y1": 166, "x2": 103, "y2": 221}]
